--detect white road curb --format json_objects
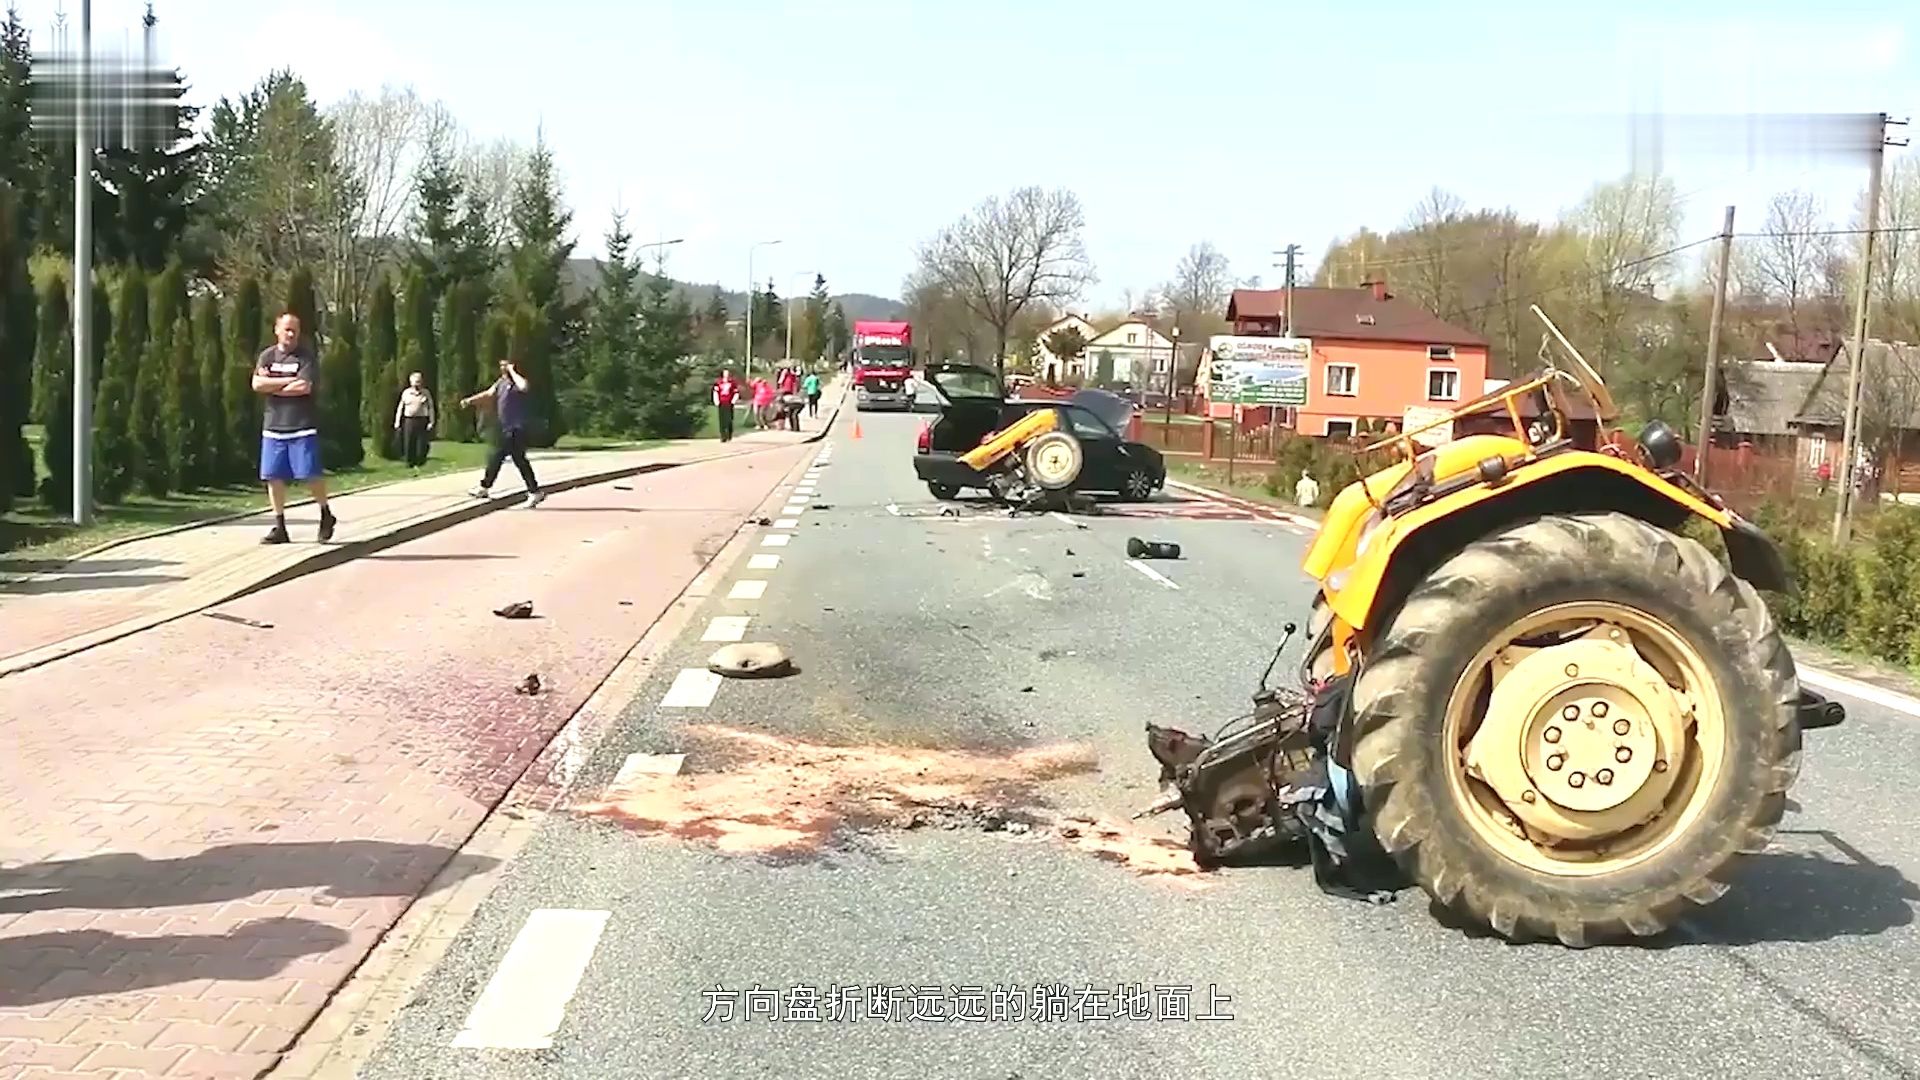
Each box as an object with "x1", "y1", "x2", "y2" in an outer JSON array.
[
  {"x1": 1166, "y1": 478, "x2": 1318, "y2": 530},
  {"x1": 1799, "y1": 665, "x2": 1920, "y2": 720}
]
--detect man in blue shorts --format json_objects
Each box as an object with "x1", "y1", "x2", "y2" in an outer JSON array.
[{"x1": 252, "y1": 311, "x2": 336, "y2": 544}]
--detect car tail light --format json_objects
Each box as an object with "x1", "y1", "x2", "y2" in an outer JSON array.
[{"x1": 916, "y1": 422, "x2": 931, "y2": 454}]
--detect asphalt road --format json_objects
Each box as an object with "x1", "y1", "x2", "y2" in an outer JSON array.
[{"x1": 354, "y1": 408, "x2": 1920, "y2": 1080}]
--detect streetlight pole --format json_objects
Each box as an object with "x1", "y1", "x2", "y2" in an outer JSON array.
[
  {"x1": 745, "y1": 239, "x2": 782, "y2": 382},
  {"x1": 70, "y1": 1, "x2": 93, "y2": 525}
]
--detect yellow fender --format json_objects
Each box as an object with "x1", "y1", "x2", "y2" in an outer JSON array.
[
  {"x1": 959, "y1": 407, "x2": 1059, "y2": 471},
  {"x1": 1304, "y1": 434, "x2": 1746, "y2": 642}
]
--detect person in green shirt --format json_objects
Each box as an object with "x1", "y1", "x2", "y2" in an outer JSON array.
[{"x1": 803, "y1": 371, "x2": 822, "y2": 417}]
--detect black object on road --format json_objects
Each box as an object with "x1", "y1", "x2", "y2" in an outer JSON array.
[
  {"x1": 494, "y1": 600, "x2": 534, "y2": 619},
  {"x1": 1127, "y1": 537, "x2": 1181, "y2": 560},
  {"x1": 516, "y1": 673, "x2": 542, "y2": 695}
]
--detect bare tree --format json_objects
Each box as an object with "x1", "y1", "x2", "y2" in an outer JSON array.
[
  {"x1": 1741, "y1": 190, "x2": 1841, "y2": 345},
  {"x1": 457, "y1": 137, "x2": 531, "y2": 251},
  {"x1": 1161, "y1": 241, "x2": 1233, "y2": 342},
  {"x1": 1402, "y1": 187, "x2": 1468, "y2": 319},
  {"x1": 322, "y1": 86, "x2": 445, "y2": 317},
  {"x1": 1866, "y1": 157, "x2": 1920, "y2": 343},
  {"x1": 1562, "y1": 174, "x2": 1684, "y2": 370},
  {"x1": 911, "y1": 186, "x2": 1096, "y2": 377}
]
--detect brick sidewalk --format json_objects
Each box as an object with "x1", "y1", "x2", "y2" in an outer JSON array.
[
  {"x1": 0, "y1": 378, "x2": 846, "y2": 679},
  {"x1": 0, "y1": 445, "x2": 813, "y2": 1078}
]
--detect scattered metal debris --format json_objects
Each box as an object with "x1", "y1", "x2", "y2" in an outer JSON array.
[
  {"x1": 1066, "y1": 547, "x2": 1076, "y2": 556},
  {"x1": 1020, "y1": 685, "x2": 1035, "y2": 693},
  {"x1": 940, "y1": 507, "x2": 958, "y2": 517},
  {"x1": 613, "y1": 484, "x2": 634, "y2": 491},
  {"x1": 494, "y1": 600, "x2": 535, "y2": 619},
  {"x1": 753, "y1": 516, "x2": 774, "y2": 526},
  {"x1": 811, "y1": 503, "x2": 832, "y2": 510},
  {"x1": 1127, "y1": 537, "x2": 1181, "y2": 560},
  {"x1": 708, "y1": 642, "x2": 796, "y2": 679},
  {"x1": 516, "y1": 673, "x2": 543, "y2": 695},
  {"x1": 1071, "y1": 570, "x2": 1086, "y2": 578},
  {"x1": 203, "y1": 611, "x2": 273, "y2": 629}
]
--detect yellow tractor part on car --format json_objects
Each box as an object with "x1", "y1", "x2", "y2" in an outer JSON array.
[{"x1": 958, "y1": 406, "x2": 1060, "y2": 472}]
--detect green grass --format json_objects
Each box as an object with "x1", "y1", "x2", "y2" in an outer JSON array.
[
  {"x1": 1167, "y1": 458, "x2": 1324, "y2": 519},
  {"x1": 1, "y1": 426, "x2": 656, "y2": 564}
]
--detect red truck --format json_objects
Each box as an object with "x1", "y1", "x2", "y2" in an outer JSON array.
[{"x1": 852, "y1": 320, "x2": 915, "y2": 411}]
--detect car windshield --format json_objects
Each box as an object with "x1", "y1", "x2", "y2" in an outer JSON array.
[
  {"x1": 859, "y1": 345, "x2": 911, "y2": 366},
  {"x1": 1068, "y1": 389, "x2": 1133, "y2": 433},
  {"x1": 931, "y1": 367, "x2": 1002, "y2": 401}
]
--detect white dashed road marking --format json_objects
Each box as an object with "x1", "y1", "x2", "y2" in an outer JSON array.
[
  {"x1": 1800, "y1": 667, "x2": 1920, "y2": 720},
  {"x1": 702, "y1": 615, "x2": 751, "y2": 642},
  {"x1": 450, "y1": 909, "x2": 610, "y2": 1050},
  {"x1": 761, "y1": 533, "x2": 791, "y2": 547},
  {"x1": 661, "y1": 668, "x2": 724, "y2": 708},
  {"x1": 774, "y1": 518, "x2": 799, "y2": 529},
  {"x1": 728, "y1": 579, "x2": 768, "y2": 600},
  {"x1": 1128, "y1": 559, "x2": 1181, "y2": 590},
  {"x1": 748, "y1": 553, "x2": 781, "y2": 570},
  {"x1": 612, "y1": 752, "x2": 686, "y2": 784}
]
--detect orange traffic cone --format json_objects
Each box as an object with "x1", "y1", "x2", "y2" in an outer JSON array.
[{"x1": 851, "y1": 420, "x2": 863, "y2": 440}]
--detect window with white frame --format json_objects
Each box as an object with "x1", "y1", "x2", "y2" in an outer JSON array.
[
  {"x1": 1806, "y1": 434, "x2": 1827, "y2": 467},
  {"x1": 1427, "y1": 368, "x2": 1460, "y2": 401},
  {"x1": 1428, "y1": 345, "x2": 1455, "y2": 361},
  {"x1": 1325, "y1": 364, "x2": 1358, "y2": 396}
]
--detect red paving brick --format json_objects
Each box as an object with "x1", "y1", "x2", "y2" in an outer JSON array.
[{"x1": 0, "y1": 446, "x2": 807, "y2": 1078}]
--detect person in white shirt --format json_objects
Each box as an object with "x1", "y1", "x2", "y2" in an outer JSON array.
[{"x1": 393, "y1": 372, "x2": 437, "y2": 468}]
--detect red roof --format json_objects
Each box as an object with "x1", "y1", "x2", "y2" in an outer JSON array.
[{"x1": 1227, "y1": 285, "x2": 1487, "y2": 348}]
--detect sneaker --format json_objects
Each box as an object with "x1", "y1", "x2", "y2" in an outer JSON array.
[
  {"x1": 523, "y1": 491, "x2": 546, "y2": 509},
  {"x1": 469, "y1": 486, "x2": 491, "y2": 500},
  {"x1": 317, "y1": 509, "x2": 337, "y2": 543},
  {"x1": 260, "y1": 525, "x2": 290, "y2": 545}
]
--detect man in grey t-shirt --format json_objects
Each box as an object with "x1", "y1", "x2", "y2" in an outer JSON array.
[
  {"x1": 460, "y1": 357, "x2": 544, "y2": 508},
  {"x1": 252, "y1": 312, "x2": 337, "y2": 543}
]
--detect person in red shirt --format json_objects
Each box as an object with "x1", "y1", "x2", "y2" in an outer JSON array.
[{"x1": 712, "y1": 368, "x2": 741, "y2": 442}]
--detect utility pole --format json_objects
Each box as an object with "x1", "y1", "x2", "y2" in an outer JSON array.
[
  {"x1": 1695, "y1": 205, "x2": 1736, "y2": 485},
  {"x1": 744, "y1": 239, "x2": 782, "y2": 382},
  {"x1": 1832, "y1": 113, "x2": 1908, "y2": 543},
  {"x1": 71, "y1": 0, "x2": 93, "y2": 525},
  {"x1": 1281, "y1": 244, "x2": 1301, "y2": 336}
]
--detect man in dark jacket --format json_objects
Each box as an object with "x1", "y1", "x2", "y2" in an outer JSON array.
[{"x1": 461, "y1": 358, "x2": 545, "y2": 508}]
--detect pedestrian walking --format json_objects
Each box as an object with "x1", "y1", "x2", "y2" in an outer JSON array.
[
  {"x1": 713, "y1": 368, "x2": 741, "y2": 442},
  {"x1": 752, "y1": 376, "x2": 775, "y2": 428},
  {"x1": 393, "y1": 371, "x2": 437, "y2": 468},
  {"x1": 252, "y1": 311, "x2": 336, "y2": 545},
  {"x1": 803, "y1": 370, "x2": 821, "y2": 417},
  {"x1": 461, "y1": 358, "x2": 545, "y2": 508}
]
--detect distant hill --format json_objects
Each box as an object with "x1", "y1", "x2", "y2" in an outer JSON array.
[{"x1": 560, "y1": 258, "x2": 904, "y2": 320}]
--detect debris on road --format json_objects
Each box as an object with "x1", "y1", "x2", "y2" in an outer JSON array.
[
  {"x1": 1071, "y1": 570, "x2": 1086, "y2": 578},
  {"x1": 494, "y1": 600, "x2": 535, "y2": 619},
  {"x1": 516, "y1": 673, "x2": 543, "y2": 695},
  {"x1": 1020, "y1": 685, "x2": 1035, "y2": 693},
  {"x1": 753, "y1": 516, "x2": 774, "y2": 526},
  {"x1": 1126, "y1": 537, "x2": 1181, "y2": 560},
  {"x1": 811, "y1": 503, "x2": 833, "y2": 510},
  {"x1": 708, "y1": 642, "x2": 796, "y2": 679},
  {"x1": 1066, "y1": 547, "x2": 1075, "y2": 556},
  {"x1": 203, "y1": 611, "x2": 273, "y2": 629},
  {"x1": 614, "y1": 483, "x2": 634, "y2": 491},
  {"x1": 940, "y1": 507, "x2": 958, "y2": 517}
]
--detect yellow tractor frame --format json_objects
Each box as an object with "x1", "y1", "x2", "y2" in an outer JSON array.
[
  {"x1": 1304, "y1": 307, "x2": 1790, "y2": 677},
  {"x1": 957, "y1": 406, "x2": 1061, "y2": 472}
]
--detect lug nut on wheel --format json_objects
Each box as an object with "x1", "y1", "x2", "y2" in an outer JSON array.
[
  {"x1": 1613, "y1": 718, "x2": 1630, "y2": 736},
  {"x1": 1591, "y1": 701, "x2": 1609, "y2": 718},
  {"x1": 1545, "y1": 727, "x2": 1562, "y2": 744},
  {"x1": 1562, "y1": 705, "x2": 1580, "y2": 721},
  {"x1": 1569, "y1": 772, "x2": 1586, "y2": 788},
  {"x1": 1547, "y1": 753, "x2": 1566, "y2": 771},
  {"x1": 1615, "y1": 746, "x2": 1632, "y2": 763},
  {"x1": 1596, "y1": 769, "x2": 1614, "y2": 785}
]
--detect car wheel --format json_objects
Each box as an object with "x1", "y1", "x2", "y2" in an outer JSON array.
[
  {"x1": 927, "y1": 481, "x2": 960, "y2": 500},
  {"x1": 1120, "y1": 467, "x2": 1155, "y2": 502}
]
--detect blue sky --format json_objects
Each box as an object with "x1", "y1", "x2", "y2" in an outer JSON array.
[{"x1": 17, "y1": 0, "x2": 1917, "y2": 305}]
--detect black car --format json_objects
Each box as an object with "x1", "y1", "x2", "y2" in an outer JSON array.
[{"x1": 912, "y1": 364, "x2": 1167, "y2": 501}]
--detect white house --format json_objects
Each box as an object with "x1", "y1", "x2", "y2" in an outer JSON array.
[
  {"x1": 1082, "y1": 320, "x2": 1174, "y2": 388},
  {"x1": 1032, "y1": 314, "x2": 1100, "y2": 381}
]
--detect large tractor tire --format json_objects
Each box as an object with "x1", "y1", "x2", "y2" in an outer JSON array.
[
  {"x1": 1024, "y1": 431, "x2": 1084, "y2": 491},
  {"x1": 1348, "y1": 512, "x2": 1800, "y2": 947}
]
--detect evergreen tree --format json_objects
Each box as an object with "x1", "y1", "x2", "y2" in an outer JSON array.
[
  {"x1": 33, "y1": 276, "x2": 74, "y2": 510},
  {"x1": 389, "y1": 267, "x2": 435, "y2": 458},
  {"x1": 506, "y1": 137, "x2": 576, "y2": 446},
  {"x1": 93, "y1": 371, "x2": 135, "y2": 504},
  {"x1": 192, "y1": 294, "x2": 227, "y2": 484},
  {"x1": 283, "y1": 266, "x2": 320, "y2": 344},
  {"x1": 481, "y1": 304, "x2": 511, "y2": 440},
  {"x1": 160, "y1": 314, "x2": 198, "y2": 491},
  {"x1": 439, "y1": 282, "x2": 480, "y2": 441},
  {"x1": 92, "y1": 60, "x2": 204, "y2": 271},
  {"x1": 361, "y1": 273, "x2": 399, "y2": 453},
  {"x1": 581, "y1": 213, "x2": 643, "y2": 434},
  {"x1": 225, "y1": 277, "x2": 265, "y2": 480},
  {"x1": 631, "y1": 274, "x2": 703, "y2": 439},
  {"x1": 0, "y1": 10, "x2": 44, "y2": 243},
  {"x1": 109, "y1": 268, "x2": 150, "y2": 388},
  {"x1": 698, "y1": 287, "x2": 732, "y2": 358},
  {"x1": 825, "y1": 301, "x2": 851, "y2": 361},
  {"x1": 412, "y1": 143, "x2": 464, "y2": 301},
  {"x1": 750, "y1": 281, "x2": 784, "y2": 362},
  {"x1": 0, "y1": 181, "x2": 32, "y2": 507},
  {"x1": 320, "y1": 308, "x2": 364, "y2": 468},
  {"x1": 797, "y1": 273, "x2": 829, "y2": 365},
  {"x1": 132, "y1": 263, "x2": 190, "y2": 495}
]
